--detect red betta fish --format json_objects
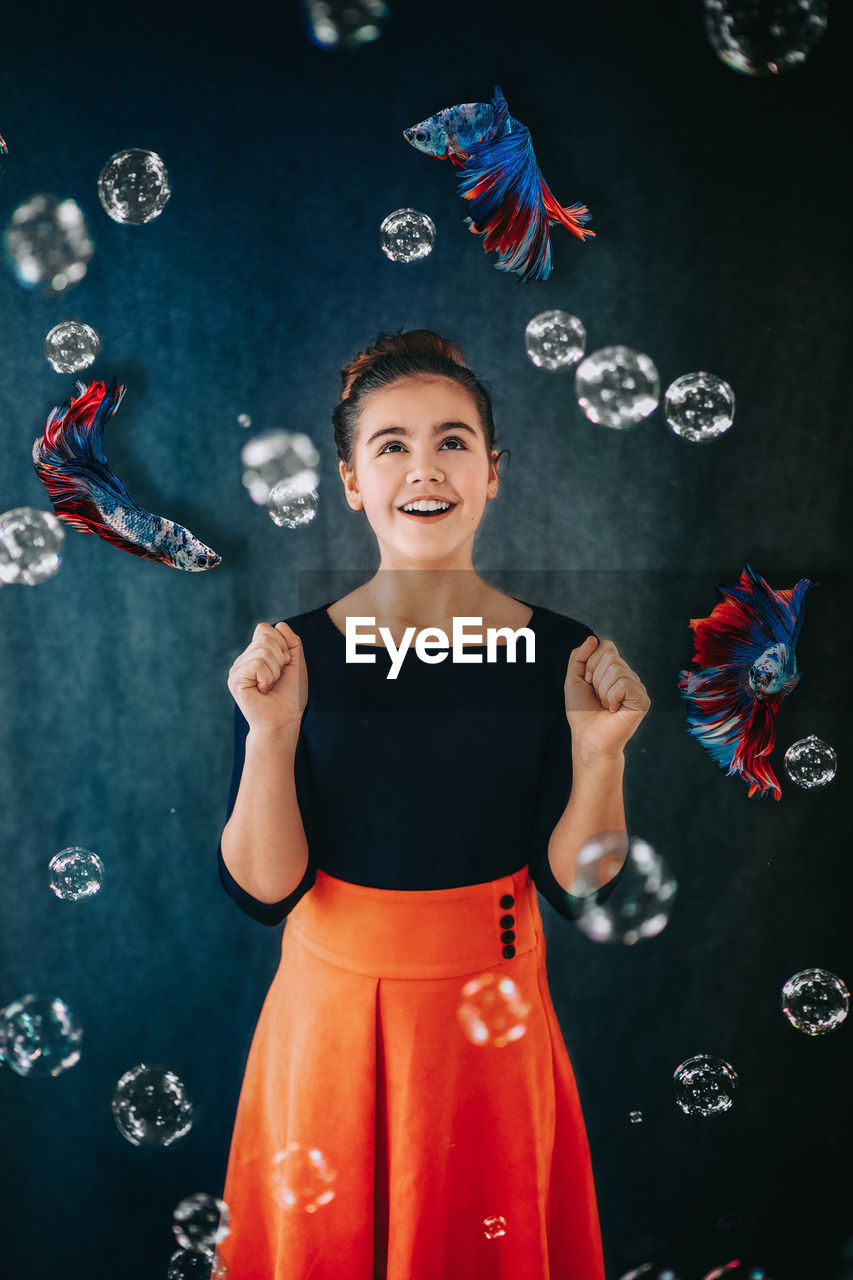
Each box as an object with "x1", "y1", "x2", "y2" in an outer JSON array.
[
  {"x1": 403, "y1": 85, "x2": 593, "y2": 282},
  {"x1": 677, "y1": 565, "x2": 817, "y2": 799}
]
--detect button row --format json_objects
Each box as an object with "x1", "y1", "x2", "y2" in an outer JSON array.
[{"x1": 499, "y1": 893, "x2": 516, "y2": 957}]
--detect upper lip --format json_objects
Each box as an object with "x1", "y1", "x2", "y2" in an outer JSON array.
[{"x1": 398, "y1": 495, "x2": 457, "y2": 507}]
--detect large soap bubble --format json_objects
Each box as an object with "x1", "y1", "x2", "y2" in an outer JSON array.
[
  {"x1": 525, "y1": 309, "x2": 587, "y2": 370},
  {"x1": 575, "y1": 346, "x2": 659, "y2": 428},
  {"x1": 704, "y1": 0, "x2": 828, "y2": 75},
  {"x1": 173, "y1": 1193, "x2": 231, "y2": 1249},
  {"x1": 270, "y1": 1142, "x2": 337, "y2": 1212},
  {"x1": 267, "y1": 479, "x2": 319, "y2": 529},
  {"x1": 457, "y1": 972, "x2": 531, "y2": 1047},
  {"x1": 112, "y1": 1063, "x2": 193, "y2": 1146},
  {"x1": 664, "y1": 372, "x2": 734, "y2": 442},
  {"x1": 167, "y1": 1247, "x2": 228, "y2": 1279},
  {"x1": 49, "y1": 847, "x2": 104, "y2": 901},
  {"x1": 303, "y1": 0, "x2": 389, "y2": 47},
  {"x1": 783, "y1": 734, "x2": 837, "y2": 789},
  {"x1": 0, "y1": 507, "x2": 65, "y2": 586},
  {"x1": 573, "y1": 836, "x2": 676, "y2": 944},
  {"x1": 4, "y1": 193, "x2": 94, "y2": 294},
  {"x1": 380, "y1": 208, "x2": 436, "y2": 263},
  {"x1": 44, "y1": 320, "x2": 102, "y2": 373},
  {"x1": 0, "y1": 994, "x2": 83, "y2": 1077},
  {"x1": 781, "y1": 968, "x2": 849, "y2": 1034},
  {"x1": 673, "y1": 1053, "x2": 737, "y2": 1116},
  {"x1": 98, "y1": 149, "x2": 171, "y2": 224},
  {"x1": 241, "y1": 430, "x2": 319, "y2": 505}
]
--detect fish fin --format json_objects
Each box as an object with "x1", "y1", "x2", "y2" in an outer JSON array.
[
  {"x1": 34, "y1": 378, "x2": 141, "y2": 511},
  {"x1": 781, "y1": 672, "x2": 801, "y2": 695},
  {"x1": 448, "y1": 151, "x2": 468, "y2": 168},
  {"x1": 541, "y1": 179, "x2": 595, "y2": 241},
  {"x1": 489, "y1": 86, "x2": 510, "y2": 137}
]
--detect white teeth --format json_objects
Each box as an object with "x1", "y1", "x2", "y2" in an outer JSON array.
[{"x1": 401, "y1": 500, "x2": 452, "y2": 512}]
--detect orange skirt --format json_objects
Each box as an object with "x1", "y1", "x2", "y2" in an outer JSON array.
[{"x1": 215, "y1": 866, "x2": 606, "y2": 1279}]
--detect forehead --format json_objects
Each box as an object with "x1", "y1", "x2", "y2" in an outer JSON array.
[{"x1": 356, "y1": 375, "x2": 482, "y2": 432}]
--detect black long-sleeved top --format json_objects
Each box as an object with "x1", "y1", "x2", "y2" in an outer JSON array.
[{"x1": 217, "y1": 598, "x2": 626, "y2": 925}]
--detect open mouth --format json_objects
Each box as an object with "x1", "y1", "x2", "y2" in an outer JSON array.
[{"x1": 397, "y1": 504, "x2": 457, "y2": 521}]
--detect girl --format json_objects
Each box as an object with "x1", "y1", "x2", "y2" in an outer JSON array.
[{"x1": 215, "y1": 329, "x2": 650, "y2": 1279}]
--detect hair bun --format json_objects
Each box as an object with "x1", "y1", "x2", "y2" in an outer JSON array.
[{"x1": 340, "y1": 329, "x2": 468, "y2": 401}]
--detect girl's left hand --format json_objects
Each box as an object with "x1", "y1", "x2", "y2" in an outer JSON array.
[{"x1": 564, "y1": 636, "x2": 651, "y2": 759}]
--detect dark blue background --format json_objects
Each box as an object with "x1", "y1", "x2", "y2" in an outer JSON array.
[{"x1": 1, "y1": 1, "x2": 850, "y2": 1276}]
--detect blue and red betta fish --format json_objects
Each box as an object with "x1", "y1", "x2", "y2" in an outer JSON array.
[
  {"x1": 677, "y1": 565, "x2": 817, "y2": 800},
  {"x1": 403, "y1": 85, "x2": 593, "y2": 283},
  {"x1": 33, "y1": 379, "x2": 221, "y2": 571}
]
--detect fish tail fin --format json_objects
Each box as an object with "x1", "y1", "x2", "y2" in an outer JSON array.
[
  {"x1": 731, "y1": 698, "x2": 782, "y2": 799},
  {"x1": 541, "y1": 179, "x2": 595, "y2": 241}
]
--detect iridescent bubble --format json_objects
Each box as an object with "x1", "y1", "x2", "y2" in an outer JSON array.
[
  {"x1": 267, "y1": 480, "x2": 319, "y2": 529},
  {"x1": 568, "y1": 830, "x2": 630, "y2": 897},
  {"x1": 303, "y1": 0, "x2": 389, "y2": 47},
  {"x1": 241, "y1": 430, "x2": 320, "y2": 505},
  {"x1": 380, "y1": 208, "x2": 436, "y2": 263},
  {"x1": 44, "y1": 320, "x2": 102, "y2": 374},
  {"x1": 4, "y1": 193, "x2": 94, "y2": 294},
  {"x1": 97, "y1": 149, "x2": 171, "y2": 225},
  {"x1": 0, "y1": 507, "x2": 65, "y2": 586},
  {"x1": 457, "y1": 973, "x2": 531, "y2": 1048},
  {"x1": 112, "y1": 1063, "x2": 193, "y2": 1146},
  {"x1": 781, "y1": 968, "x2": 849, "y2": 1035},
  {"x1": 673, "y1": 1053, "x2": 737, "y2": 1116},
  {"x1": 783, "y1": 734, "x2": 837, "y2": 789},
  {"x1": 703, "y1": 0, "x2": 827, "y2": 75},
  {"x1": 0, "y1": 994, "x2": 83, "y2": 1077},
  {"x1": 483, "y1": 1214, "x2": 507, "y2": 1239},
  {"x1": 173, "y1": 1193, "x2": 231, "y2": 1249},
  {"x1": 48, "y1": 847, "x2": 104, "y2": 901},
  {"x1": 664, "y1": 372, "x2": 735, "y2": 442},
  {"x1": 618, "y1": 1269, "x2": 683, "y2": 1280},
  {"x1": 237, "y1": 413, "x2": 251, "y2": 429},
  {"x1": 270, "y1": 1142, "x2": 337, "y2": 1212},
  {"x1": 573, "y1": 836, "x2": 676, "y2": 945},
  {"x1": 575, "y1": 346, "x2": 660, "y2": 428},
  {"x1": 525, "y1": 309, "x2": 587, "y2": 371},
  {"x1": 167, "y1": 1246, "x2": 228, "y2": 1279},
  {"x1": 629, "y1": 1110, "x2": 643, "y2": 1124}
]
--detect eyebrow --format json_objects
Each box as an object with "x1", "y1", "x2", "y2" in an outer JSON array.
[{"x1": 364, "y1": 420, "x2": 479, "y2": 447}]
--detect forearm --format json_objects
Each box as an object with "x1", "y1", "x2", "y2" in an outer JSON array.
[
  {"x1": 219, "y1": 724, "x2": 310, "y2": 903},
  {"x1": 548, "y1": 747, "x2": 627, "y2": 893}
]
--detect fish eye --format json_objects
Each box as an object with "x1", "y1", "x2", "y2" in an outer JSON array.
[
  {"x1": 415, "y1": 131, "x2": 428, "y2": 142},
  {"x1": 197, "y1": 556, "x2": 208, "y2": 565}
]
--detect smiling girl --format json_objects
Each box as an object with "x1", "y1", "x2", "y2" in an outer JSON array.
[{"x1": 215, "y1": 329, "x2": 650, "y2": 1279}]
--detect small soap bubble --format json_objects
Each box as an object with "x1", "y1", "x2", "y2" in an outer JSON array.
[
  {"x1": 457, "y1": 972, "x2": 531, "y2": 1047},
  {"x1": 241, "y1": 430, "x2": 320, "y2": 505},
  {"x1": 664, "y1": 372, "x2": 735, "y2": 442},
  {"x1": 173, "y1": 1193, "x2": 231, "y2": 1249},
  {"x1": 0, "y1": 993, "x2": 83, "y2": 1077},
  {"x1": 781, "y1": 968, "x2": 849, "y2": 1034},
  {"x1": 575, "y1": 346, "x2": 659, "y2": 428},
  {"x1": 0, "y1": 507, "x2": 65, "y2": 585},
  {"x1": 573, "y1": 836, "x2": 676, "y2": 945},
  {"x1": 267, "y1": 480, "x2": 319, "y2": 529},
  {"x1": 167, "y1": 1246, "x2": 228, "y2": 1279},
  {"x1": 237, "y1": 413, "x2": 252, "y2": 429},
  {"x1": 673, "y1": 1053, "x2": 737, "y2": 1116},
  {"x1": 112, "y1": 1063, "x2": 193, "y2": 1146},
  {"x1": 483, "y1": 1214, "x2": 508, "y2": 1239},
  {"x1": 97, "y1": 149, "x2": 171, "y2": 224},
  {"x1": 629, "y1": 1110, "x2": 643, "y2": 1124},
  {"x1": 618, "y1": 1268, "x2": 683, "y2": 1280},
  {"x1": 783, "y1": 735, "x2": 837, "y2": 789},
  {"x1": 4, "y1": 193, "x2": 94, "y2": 294},
  {"x1": 380, "y1": 208, "x2": 435, "y2": 263},
  {"x1": 525, "y1": 309, "x2": 587, "y2": 370},
  {"x1": 44, "y1": 321, "x2": 102, "y2": 373},
  {"x1": 703, "y1": 0, "x2": 827, "y2": 75},
  {"x1": 303, "y1": 0, "x2": 389, "y2": 47},
  {"x1": 49, "y1": 847, "x2": 104, "y2": 901},
  {"x1": 270, "y1": 1142, "x2": 337, "y2": 1212}
]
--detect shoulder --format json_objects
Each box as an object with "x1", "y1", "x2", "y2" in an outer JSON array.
[
  {"x1": 531, "y1": 602, "x2": 598, "y2": 649},
  {"x1": 269, "y1": 603, "x2": 331, "y2": 641}
]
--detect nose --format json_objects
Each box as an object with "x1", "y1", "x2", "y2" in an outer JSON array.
[{"x1": 407, "y1": 457, "x2": 446, "y2": 484}]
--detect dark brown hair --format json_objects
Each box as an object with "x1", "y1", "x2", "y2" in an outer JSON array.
[{"x1": 332, "y1": 329, "x2": 510, "y2": 477}]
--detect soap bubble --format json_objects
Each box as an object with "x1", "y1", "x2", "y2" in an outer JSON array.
[
  {"x1": 167, "y1": 1246, "x2": 228, "y2": 1279},
  {"x1": 241, "y1": 430, "x2": 319, "y2": 505},
  {"x1": 112, "y1": 1063, "x2": 193, "y2": 1146},
  {"x1": 267, "y1": 480, "x2": 319, "y2": 528},
  {"x1": 618, "y1": 1269, "x2": 683, "y2": 1280},
  {"x1": 270, "y1": 1142, "x2": 337, "y2": 1212},
  {"x1": 781, "y1": 968, "x2": 849, "y2": 1034},
  {"x1": 664, "y1": 372, "x2": 735, "y2": 442},
  {"x1": 673, "y1": 1053, "x2": 737, "y2": 1116},
  {"x1": 380, "y1": 208, "x2": 435, "y2": 263},
  {"x1": 4, "y1": 193, "x2": 94, "y2": 294},
  {"x1": 0, "y1": 994, "x2": 83, "y2": 1077},
  {"x1": 44, "y1": 320, "x2": 102, "y2": 373},
  {"x1": 629, "y1": 1110, "x2": 643, "y2": 1124},
  {"x1": 48, "y1": 847, "x2": 104, "y2": 901},
  {"x1": 237, "y1": 413, "x2": 251, "y2": 429},
  {"x1": 524, "y1": 309, "x2": 587, "y2": 370},
  {"x1": 700, "y1": 1264, "x2": 771, "y2": 1280},
  {"x1": 783, "y1": 734, "x2": 837, "y2": 789},
  {"x1": 567, "y1": 830, "x2": 630, "y2": 897},
  {"x1": 703, "y1": 0, "x2": 828, "y2": 75},
  {"x1": 457, "y1": 972, "x2": 531, "y2": 1047},
  {"x1": 573, "y1": 836, "x2": 676, "y2": 945},
  {"x1": 575, "y1": 346, "x2": 659, "y2": 428},
  {"x1": 303, "y1": 0, "x2": 389, "y2": 47},
  {"x1": 173, "y1": 1193, "x2": 231, "y2": 1249},
  {"x1": 0, "y1": 507, "x2": 65, "y2": 586},
  {"x1": 483, "y1": 1215, "x2": 508, "y2": 1239},
  {"x1": 97, "y1": 149, "x2": 171, "y2": 224}
]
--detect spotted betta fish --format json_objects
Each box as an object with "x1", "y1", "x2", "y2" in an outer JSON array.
[
  {"x1": 403, "y1": 84, "x2": 593, "y2": 283},
  {"x1": 677, "y1": 565, "x2": 817, "y2": 800},
  {"x1": 33, "y1": 379, "x2": 221, "y2": 571}
]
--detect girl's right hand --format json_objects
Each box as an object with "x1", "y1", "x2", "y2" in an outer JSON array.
[{"x1": 227, "y1": 622, "x2": 308, "y2": 737}]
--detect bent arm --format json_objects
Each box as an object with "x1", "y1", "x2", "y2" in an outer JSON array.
[{"x1": 548, "y1": 746, "x2": 627, "y2": 892}]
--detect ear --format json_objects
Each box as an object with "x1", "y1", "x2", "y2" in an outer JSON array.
[
  {"x1": 339, "y1": 458, "x2": 363, "y2": 509},
  {"x1": 487, "y1": 449, "x2": 500, "y2": 498}
]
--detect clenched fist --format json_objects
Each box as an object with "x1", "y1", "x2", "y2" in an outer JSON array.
[
  {"x1": 227, "y1": 621, "x2": 308, "y2": 737},
  {"x1": 564, "y1": 636, "x2": 650, "y2": 760}
]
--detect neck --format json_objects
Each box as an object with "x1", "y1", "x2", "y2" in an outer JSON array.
[{"x1": 364, "y1": 570, "x2": 489, "y2": 630}]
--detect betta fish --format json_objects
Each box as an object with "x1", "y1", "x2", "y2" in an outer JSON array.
[
  {"x1": 403, "y1": 84, "x2": 593, "y2": 283},
  {"x1": 33, "y1": 379, "x2": 221, "y2": 571},
  {"x1": 677, "y1": 565, "x2": 817, "y2": 799}
]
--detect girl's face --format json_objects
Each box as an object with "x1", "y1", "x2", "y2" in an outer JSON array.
[{"x1": 339, "y1": 375, "x2": 499, "y2": 569}]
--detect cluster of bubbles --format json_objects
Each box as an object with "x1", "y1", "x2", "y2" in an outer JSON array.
[
  {"x1": 111, "y1": 1063, "x2": 194, "y2": 1146},
  {"x1": 48, "y1": 847, "x2": 104, "y2": 900},
  {"x1": 169, "y1": 1193, "x2": 231, "y2": 1278},
  {"x1": 783, "y1": 734, "x2": 837, "y2": 789},
  {"x1": 0, "y1": 507, "x2": 64, "y2": 586},
  {"x1": 380, "y1": 208, "x2": 436, "y2": 262},
  {"x1": 703, "y1": 0, "x2": 828, "y2": 75},
  {"x1": 456, "y1": 973, "x2": 531, "y2": 1047},
  {"x1": 44, "y1": 320, "x2": 102, "y2": 373},
  {"x1": 240, "y1": 430, "x2": 320, "y2": 528},
  {"x1": 302, "y1": 0, "x2": 389, "y2": 47},
  {"x1": 524, "y1": 310, "x2": 735, "y2": 441},
  {"x1": 270, "y1": 1142, "x2": 337, "y2": 1212}
]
